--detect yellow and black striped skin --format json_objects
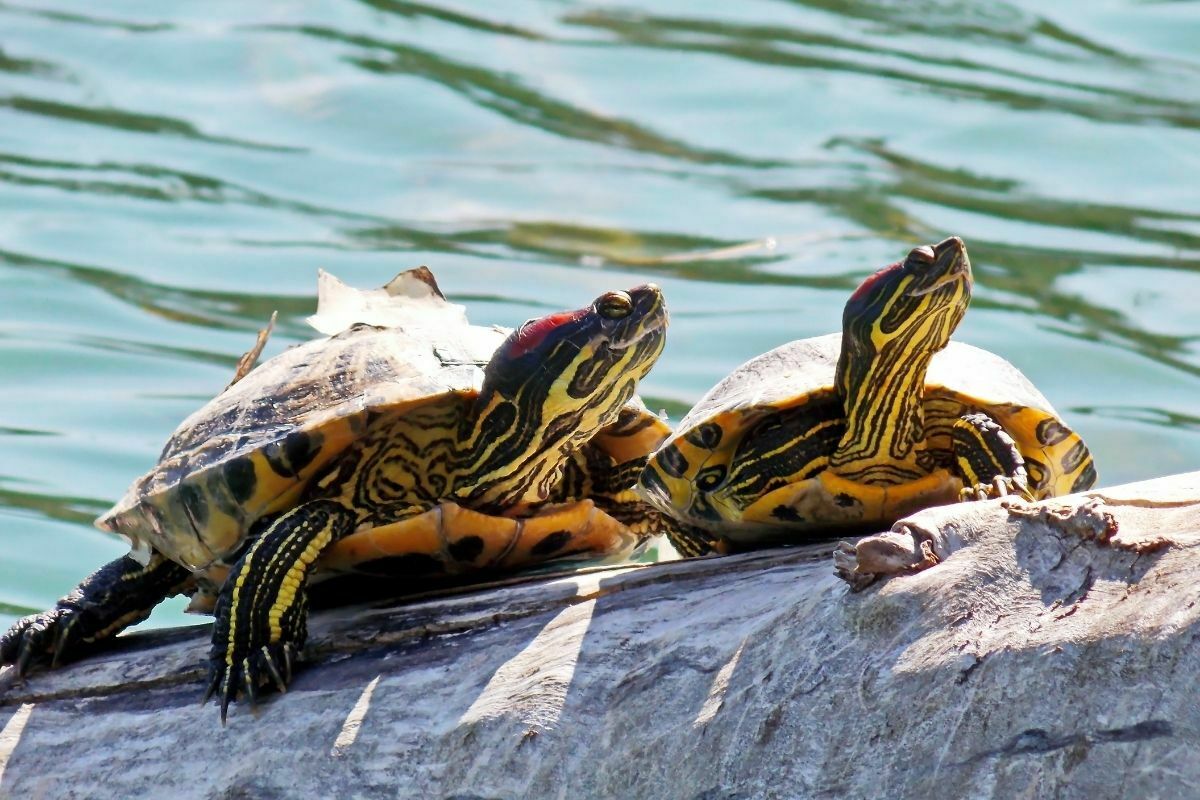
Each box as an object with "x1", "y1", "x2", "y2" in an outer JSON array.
[
  {"x1": 830, "y1": 236, "x2": 971, "y2": 484},
  {"x1": 950, "y1": 412, "x2": 1029, "y2": 496},
  {"x1": 3, "y1": 271, "x2": 675, "y2": 721},
  {"x1": 641, "y1": 237, "x2": 1097, "y2": 552},
  {"x1": 0, "y1": 552, "x2": 193, "y2": 676},
  {"x1": 204, "y1": 500, "x2": 351, "y2": 722}
]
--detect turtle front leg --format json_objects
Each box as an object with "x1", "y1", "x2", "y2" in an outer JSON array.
[
  {"x1": 1, "y1": 551, "x2": 193, "y2": 675},
  {"x1": 205, "y1": 499, "x2": 355, "y2": 723},
  {"x1": 952, "y1": 412, "x2": 1032, "y2": 502}
]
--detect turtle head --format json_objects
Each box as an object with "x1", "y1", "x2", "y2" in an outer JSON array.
[
  {"x1": 830, "y1": 237, "x2": 972, "y2": 477},
  {"x1": 836, "y1": 236, "x2": 971, "y2": 396},
  {"x1": 482, "y1": 284, "x2": 667, "y2": 403},
  {"x1": 462, "y1": 284, "x2": 668, "y2": 509}
]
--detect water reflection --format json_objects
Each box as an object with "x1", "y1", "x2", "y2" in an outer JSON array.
[{"x1": 1, "y1": 0, "x2": 1198, "y2": 629}]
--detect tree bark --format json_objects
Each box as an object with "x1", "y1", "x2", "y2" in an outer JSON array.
[{"x1": 2, "y1": 473, "x2": 1199, "y2": 799}]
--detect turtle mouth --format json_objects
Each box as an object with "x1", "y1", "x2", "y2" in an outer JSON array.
[
  {"x1": 905, "y1": 237, "x2": 971, "y2": 298},
  {"x1": 906, "y1": 267, "x2": 967, "y2": 298}
]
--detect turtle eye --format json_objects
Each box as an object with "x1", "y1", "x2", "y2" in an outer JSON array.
[
  {"x1": 909, "y1": 245, "x2": 935, "y2": 266},
  {"x1": 596, "y1": 291, "x2": 633, "y2": 319}
]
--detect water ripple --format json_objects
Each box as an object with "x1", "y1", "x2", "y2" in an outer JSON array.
[
  {"x1": 1, "y1": 0, "x2": 1199, "y2": 628},
  {"x1": 0, "y1": 96, "x2": 303, "y2": 152},
  {"x1": 274, "y1": 23, "x2": 788, "y2": 167},
  {"x1": 566, "y1": 7, "x2": 1200, "y2": 129}
]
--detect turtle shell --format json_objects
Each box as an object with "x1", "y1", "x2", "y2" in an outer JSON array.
[
  {"x1": 647, "y1": 332, "x2": 1095, "y2": 531},
  {"x1": 98, "y1": 269, "x2": 669, "y2": 572}
]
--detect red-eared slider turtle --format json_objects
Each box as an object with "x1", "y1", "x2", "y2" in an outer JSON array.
[
  {"x1": 2, "y1": 268, "x2": 672, "y2": 721},
  {"x1": 639, "y1": 237, "x2": 1096, "y2": 555}
]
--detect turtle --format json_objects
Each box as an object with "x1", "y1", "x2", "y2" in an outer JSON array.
[
  {"x1": 639, "y1": 236, "x2": 1097, "y2": 556},
  {"x1": 2, "y1": 267, "x2": 673, "y2": 721}
]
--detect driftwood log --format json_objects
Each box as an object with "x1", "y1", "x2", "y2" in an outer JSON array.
[{"x1": 2, "y1": 472, "x2": 1200, "y2": 799}]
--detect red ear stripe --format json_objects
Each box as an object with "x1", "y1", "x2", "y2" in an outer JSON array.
[
  {"x1": 505, "y1": 309, "x2": 588, "y2": 359},
  {"x1": 848, "y1": 261, "x2": 903, "y2": 303}
]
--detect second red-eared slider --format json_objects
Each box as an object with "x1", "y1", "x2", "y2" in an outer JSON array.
[
  {"x1": 640, "y1": 237, "x2": 1096, "y2": 555},
  {"x1": 2, "y1": 268, "x2": 672, "y2": 721}
]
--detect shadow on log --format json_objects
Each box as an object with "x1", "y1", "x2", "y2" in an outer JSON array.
[{"x1": 2, "y1": 473, "x2": 1200, "y2": 799}]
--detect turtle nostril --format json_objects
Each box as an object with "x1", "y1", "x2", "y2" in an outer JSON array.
[{"x1": 911, "y1": 245, "x2": 935, "y2": 264}]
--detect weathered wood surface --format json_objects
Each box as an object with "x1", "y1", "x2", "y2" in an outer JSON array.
[{"x1": 3, "y1": 473, "x2": 1200, "y2": 799}]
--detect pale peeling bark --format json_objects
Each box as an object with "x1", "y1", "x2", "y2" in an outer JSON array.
[{"x1": 3, "y1": 473, "x2": 1200, "y2": 799}]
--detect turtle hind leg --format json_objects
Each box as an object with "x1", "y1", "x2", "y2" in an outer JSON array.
[
  {"x1": 1, "y1": 551, "x2": 192, "y2": 676},
  {"x1": 952, "y1": 412, "x2": 1031, "y2": 501},
  {"x1": 586, "y1": 453, "x2": 647, "y2": 496},
  {"x1": 660, "y1": 518, "x2": 724, "y2": 558},
  {"x1": 596, "y1": 492, "x2": 720, "y2": 557},
  {"x1": 205, "y1": 499, "x2": 355, "y2": 724},
  {"x1": 577, "y1": 450, "x2": 723, "y2": 558}
]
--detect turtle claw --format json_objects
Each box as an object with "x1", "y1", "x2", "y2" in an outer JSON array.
[
  {"x1": 51, "y1": 622, "x2": 75, "y2": 669},
  {"x1": 1, "y1": 607, "x2": 80, "y2": 677},
  {"x1": 205, "y1": 640, "x2": 301, "y2": 724},
  {"x1": 242, "y1": 660, "x2": 259, "y2": 707},
  {"x1": 960, "y1": 475, "x2": 1030, "y2": 503},
  {"x1": 15, "y1": 641, "x2": 35, "y2": 679},
  {"x1": 261, "y1": 646, "x2": 289, "y2": 694}
]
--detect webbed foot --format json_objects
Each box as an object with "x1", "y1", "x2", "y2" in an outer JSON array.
[
  {"x1": 204, "y1": 637, "x2": 301, "y2": 723},
  {"x1": 204, "y1": 543, "x2": 313, "y2": 724},
  {"x1": 959, "y1": 474, "x2": 1031, "y2": 502},
  {"x1": 1, "y1": 553, "x2": 191, "y2": 676},
  {"x1": 1, "y1": 607, "x2": 82, "y2": 676},
  {"x1": 952, "y1": 413, "x2": 1031, "y2": 503},
  {"x1": 203, "y1": 499, "x2": 352, "y2": 723}
]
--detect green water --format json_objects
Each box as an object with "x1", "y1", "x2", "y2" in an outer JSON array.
[{"x1": 2, "y1": 0, "x2": 1199, "y2": 631}]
